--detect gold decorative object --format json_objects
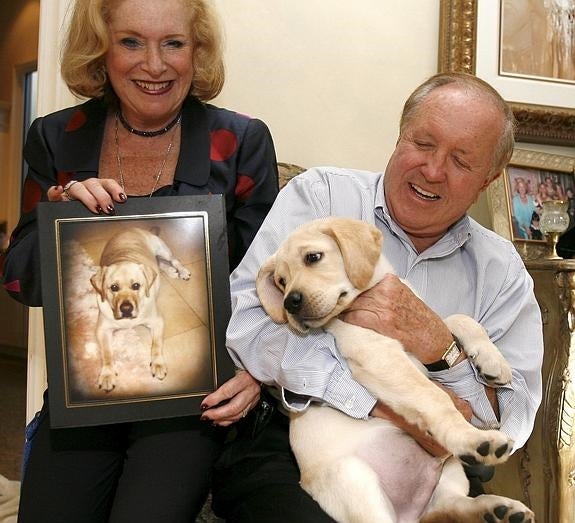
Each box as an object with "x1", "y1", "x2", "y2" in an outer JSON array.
[{"x1": 540, "y1": 200, "x2": 570, "y2": 259}]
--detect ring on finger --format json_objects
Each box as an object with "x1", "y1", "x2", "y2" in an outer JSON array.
[{"x1": 63, "y1": 180, "x2": 80, "y2": 200}]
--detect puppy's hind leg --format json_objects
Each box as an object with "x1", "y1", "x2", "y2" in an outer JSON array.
[
  {"x1": 302, "y1": 457, "x2": 396, "y2": 523},
  {"x1": 421, "y1": 458, "x2": 534, "y2": 523},
  {"x1": 149, "y1": 235, "x2": 191, "y2": 280}
]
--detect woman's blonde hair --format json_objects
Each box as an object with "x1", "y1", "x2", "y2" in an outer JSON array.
[{"x1": 60, "y1": 0, "x2": 225, "y2": 101}]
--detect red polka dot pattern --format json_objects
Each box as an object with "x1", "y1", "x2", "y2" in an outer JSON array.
[
  {"x1": 3, "y1": 279, "x2": 21, "y2": 293},
  {"x1": 65, "y1": 110, "x2": 87, "y2": 132},
  {"x1": 57, "y1": 171, "x2": 73, "y2": 187},
  {"x1": 210, "y1": 129, "x2": 237, "y2": 161},
  {"x1": 235, "y1": 174, "x2": 255, "y2": 202},
  {"x1": 21, "y1": 178, "x2": 43, "y2": 214}
]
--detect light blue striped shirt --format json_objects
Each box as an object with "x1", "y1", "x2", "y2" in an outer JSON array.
[{"x1": 227, "y1": 167, "x2": 543, "y2": 450}]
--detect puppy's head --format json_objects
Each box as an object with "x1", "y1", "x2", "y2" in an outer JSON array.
[
  {"x1": 256, "y1": 218, "x2": 383, "y2": 333},
  {"x1": 91, "y1": 262, "x2": 158, "y2": 320}
]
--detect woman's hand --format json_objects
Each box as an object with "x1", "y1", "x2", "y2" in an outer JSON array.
[
  {"x1": 47, "y1": 178, "x2": 126, "y2": 214},
  {"x1": 200, "y1": 369, "x2": 261, "y2": 427}
]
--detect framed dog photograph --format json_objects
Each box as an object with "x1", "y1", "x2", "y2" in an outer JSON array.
[{"x1": 37, "y1": 195, "x2": 235, "y2": 428}]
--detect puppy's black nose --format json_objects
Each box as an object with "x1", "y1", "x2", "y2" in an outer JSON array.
[
  {"x1": 284, "y1": 292, "x2": 303, "y2": 314},
  {"x1": 120, "y1": 301, "x2": 134, "y2": 318}
]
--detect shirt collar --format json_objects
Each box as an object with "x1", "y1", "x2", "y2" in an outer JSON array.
[{"x1": 376, "y1": 176, "x2": 472, "y2": 256}]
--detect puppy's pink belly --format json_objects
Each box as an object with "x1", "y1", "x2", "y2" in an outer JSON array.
[{"x1": 356, "y1": 428, "x2": 443, "y2": 522}]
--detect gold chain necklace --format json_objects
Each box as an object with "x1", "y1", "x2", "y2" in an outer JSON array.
[{"x1": 114, "y1": 113, "x2": 180, "y2": 197}]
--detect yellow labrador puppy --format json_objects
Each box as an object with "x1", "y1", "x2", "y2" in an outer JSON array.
[
  {"x1": 256, "y1": 217, "x2": 534, "y2": 523},
  {"x1": 90, "y1": 227, "x2": 190, "y2": 392}
]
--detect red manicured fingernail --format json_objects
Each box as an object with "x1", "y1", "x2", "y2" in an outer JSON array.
[{"x1": 119, "y1": 193, "x2": 127, "y2": 201}]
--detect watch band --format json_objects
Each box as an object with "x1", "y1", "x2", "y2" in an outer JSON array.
[{"x1": 424, "y1": 336, "x2": 462, "y2": 372}]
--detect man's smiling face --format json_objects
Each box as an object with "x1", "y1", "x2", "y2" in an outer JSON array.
[{"x1": 383, "y1": 85, "x2": 504, "y2": 253}]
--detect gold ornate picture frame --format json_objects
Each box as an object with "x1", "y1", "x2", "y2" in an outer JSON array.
[
  {"x1": 487, "y1": 149, "x2": 575, "y2": 260},
  {"x1": 438, "y1": 0, "x2": 575, "y2": 146}
]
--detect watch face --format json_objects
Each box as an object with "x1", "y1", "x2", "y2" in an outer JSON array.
[{"x1": 444, "y1": 343, "x2": 461, "y2": 367}]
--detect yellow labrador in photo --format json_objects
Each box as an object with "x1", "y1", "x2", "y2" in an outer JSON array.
[
  {"x1": 256, "y1": 217, "x2": 534, "y2": 523},
  {"x1": 90, "y1": 227, "x2": 190, "y2": 392}
]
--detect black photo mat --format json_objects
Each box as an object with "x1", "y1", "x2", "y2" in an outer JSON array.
[{"x1": 37, "y1": 195, "x2": 234, "y2": 428}]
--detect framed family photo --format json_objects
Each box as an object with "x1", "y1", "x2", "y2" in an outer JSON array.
[
  {"x1": 37, "y1": 195, "x2": 235, "y2": 428},
  {"x1": 486, "y1": 149, "x2": 575, "y2": 258},
  {"x1": 438, "y1": 0, "x2": 575, "y2": 146},
  {"x1": 505, "y1": 150, "x2": 575, "y2": 242}
]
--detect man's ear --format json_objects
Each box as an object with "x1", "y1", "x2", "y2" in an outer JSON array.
[
  {"x1": 256, "y1": 254, "x2": 287, "y2": 324},
  {"x1": 323, "y1": 218, "x2": 382, "y2": 290}
]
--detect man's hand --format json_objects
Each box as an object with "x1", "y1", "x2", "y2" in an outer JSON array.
[{"x1": 341, "y1": 274, "x2": 455, "y2": 365}]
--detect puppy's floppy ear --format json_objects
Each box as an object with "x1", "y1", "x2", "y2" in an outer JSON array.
[
  {"x1": 141, "y1": 265, "x2": 158, "y2": 297},
  {"x1": 256, "y1": 254, "x2": 287, "y2": 324},
  {"x1": 324, "y1": 219, "x2": 382, "y2": 290},
  {"x1": 90, "y1": 268, "x2": 106, "y2": 302}
]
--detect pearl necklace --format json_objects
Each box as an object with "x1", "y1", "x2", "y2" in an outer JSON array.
[
  {"x1": 114, "y1": 113, "x2": 179, "y2": 197},
  {"x1": 117, "y1": 110, "x2": 181, "y2": 137}
]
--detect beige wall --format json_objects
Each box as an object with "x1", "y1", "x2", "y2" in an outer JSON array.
[
  {"x1": 214, "y1": 0, "x2": 439, "y2": 173},
  {"x1": 211, "y1": 0, "x2": 502, "y2": 226}
]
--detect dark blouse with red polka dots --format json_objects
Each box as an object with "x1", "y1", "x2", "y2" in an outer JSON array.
[{"x1": 1, "y1": 96, "x2": 279, "y2": 306}]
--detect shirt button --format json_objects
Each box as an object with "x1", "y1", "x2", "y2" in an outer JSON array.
[{"x1": 345, "y1": 396, "x2": 355, "y2": 409}]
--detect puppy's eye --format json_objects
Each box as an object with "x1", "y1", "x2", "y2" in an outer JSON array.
[
  {"x1": 132, "y1": 283, "x2": 141, "y2": 291},
  {"x1": 277, "y1": 277, "x2": 286, "y2": 289},
  {"x1": 110, "y1": 283, "x2": 120, "y2": 292},
  {"x1": 305, "y1": 252, "x2": 323, "y2": 265}
]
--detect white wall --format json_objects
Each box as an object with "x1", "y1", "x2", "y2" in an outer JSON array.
[{"x1": 213, "y1": 0, "x2": 439, "y2": 172}]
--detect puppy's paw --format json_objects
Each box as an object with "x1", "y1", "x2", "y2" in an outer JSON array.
[
  {"x1": 422, "y1": 495, "x2": 534, "y2": 523},
  {"x1": 467, "y1": 341, "x2": 512, "y2": 387},
  {"x1": 454, "y1": 428, "x2": 513, "y2": 467},
  {"x1": 150, "y1": 357, "x2": 168, "y2": 380},
  {"x1": 471, "y1": 495, "x2": 534, "y2": 523},
  {"x1": 178, "y1": 267, "x2": 191, "y2": 280},
  {"x1": 98, "y1": 366, "x2": 117, "y2": 392}
]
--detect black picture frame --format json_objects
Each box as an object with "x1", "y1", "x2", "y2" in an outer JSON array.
[{"x1": 37, "y1": 195, "x2": 235, "y2": 428}]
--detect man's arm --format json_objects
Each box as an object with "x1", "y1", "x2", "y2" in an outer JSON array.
[
  {"x1": 227, "y1": 169, "x2": 378, "y2": 419},
  {"x1": 342, "y1": 259, "x2": 542, "y2": 450}
]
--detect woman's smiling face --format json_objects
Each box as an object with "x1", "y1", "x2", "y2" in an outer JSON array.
[{"x1": 105, "y1": 0, "x2": 194, "y2": 130}]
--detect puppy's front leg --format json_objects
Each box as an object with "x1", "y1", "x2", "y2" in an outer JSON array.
[
  {"x1": 149, "y1": 316, "x2": 167, "y2": 380},
  {"x1": 327, "y1": 319, "x2": 513, "y2": 466},
  {"x1": 444, "y1": 314, "x2": 512, "y2": 387},
  {"x1": 96, "y1": 327, "x2": 117, "y2": 392}
]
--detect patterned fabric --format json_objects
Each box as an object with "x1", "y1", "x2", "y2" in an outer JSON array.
[{"x1": 1, "y1": 96, "x2": 279, "y2": 305}]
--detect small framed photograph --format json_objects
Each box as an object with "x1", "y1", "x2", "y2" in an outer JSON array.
[
  {"x1": 37, "y1": 195, "x2": 235, "y2": 428},
  {"x1": 486, "y1": 149, "x2": 575, "y2": 259},
  {"x1": 504, "y1": 150, "x2": 575, "y2": 243}
]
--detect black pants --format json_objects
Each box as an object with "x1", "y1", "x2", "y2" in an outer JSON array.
[
  {"x1": 18, "y1": 401, "x2": 225, "y2": 523},
  {"x1": 211, "y1": 405, "x2": 335, "y2": 523}
]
